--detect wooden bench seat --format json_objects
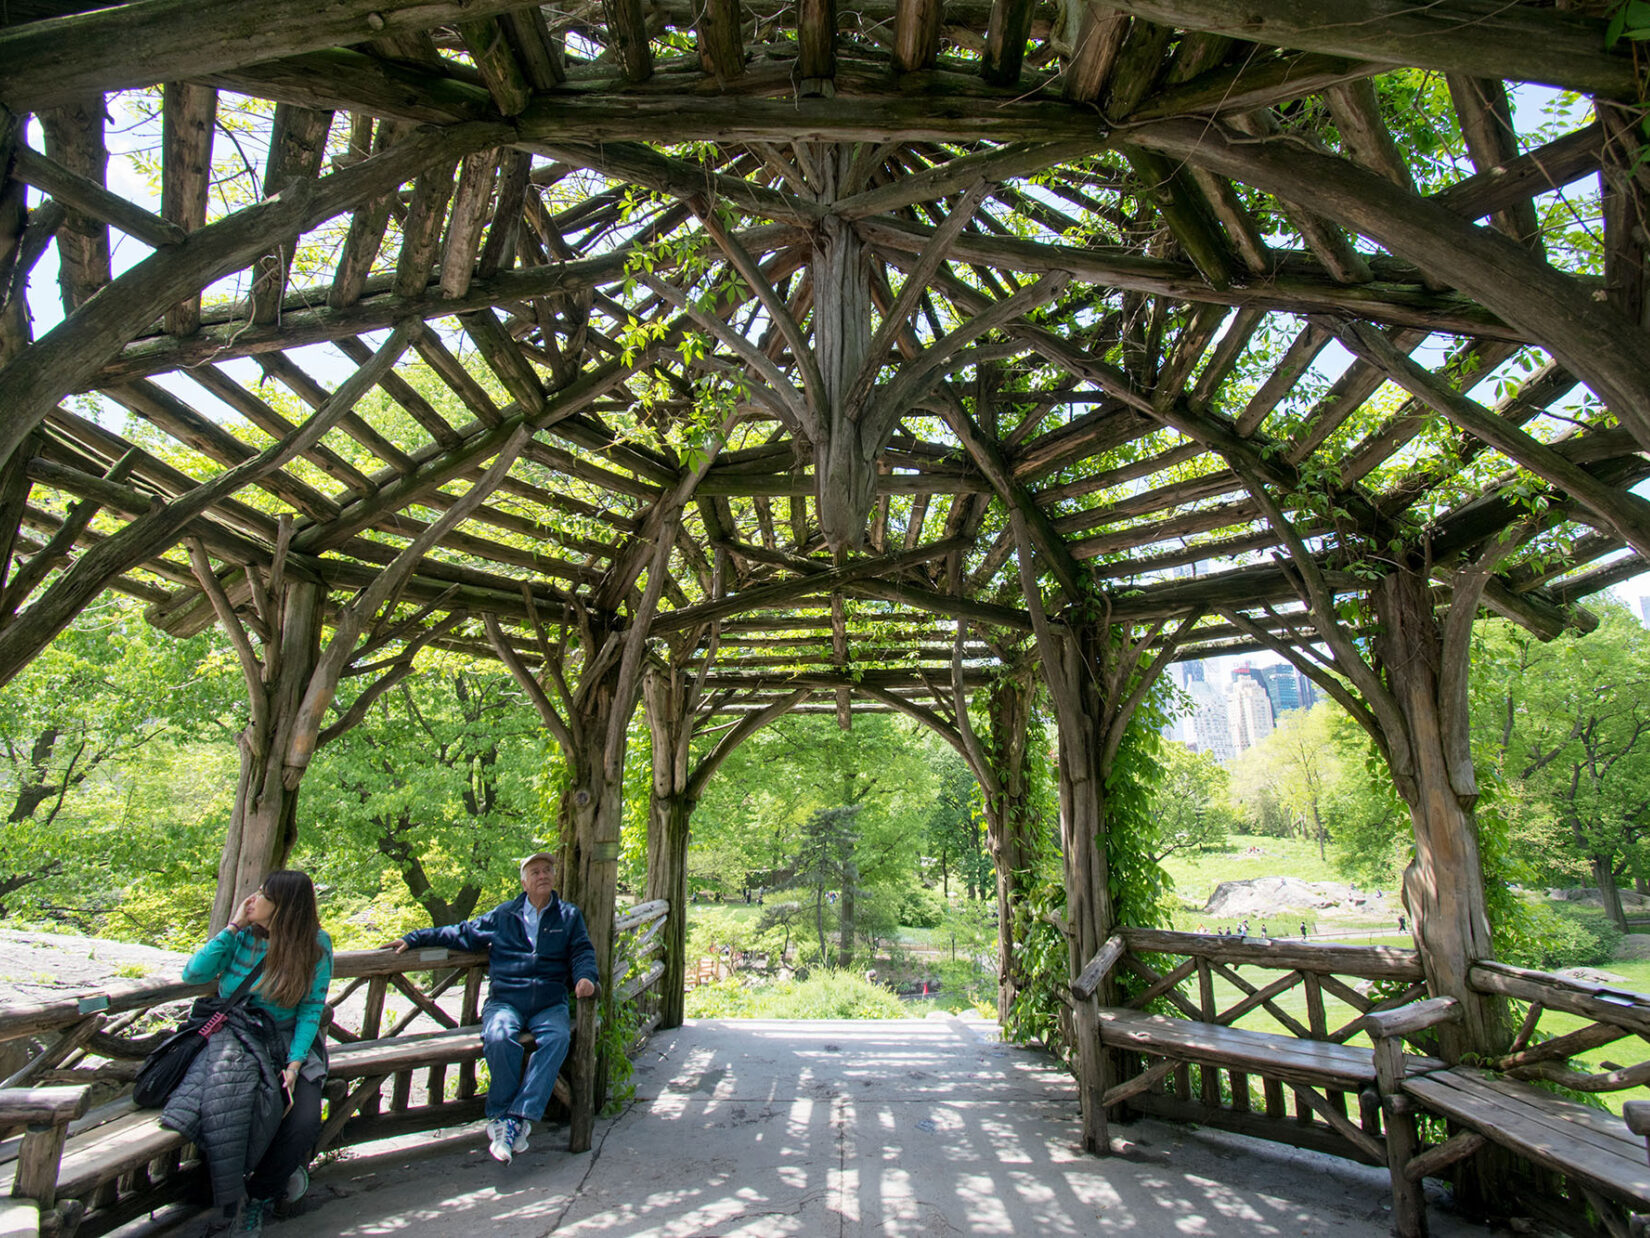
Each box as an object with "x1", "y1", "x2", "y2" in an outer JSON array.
[
  {"x1": 1097, "y1": 1007, "x2": 1444, "y2": 1091},
  {"x1": 1093, "y1": 1007, "x2": 1448, "y2": 1170},
  {"x1": 1404, "y1": 1065, "x2": 1650, "y2": 1212}
]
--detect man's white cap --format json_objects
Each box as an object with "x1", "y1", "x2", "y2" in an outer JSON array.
[{"x1": 520, "y1": 850, "x2": 558, "y2": 873}]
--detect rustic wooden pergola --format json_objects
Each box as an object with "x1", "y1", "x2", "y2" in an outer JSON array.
[{"x1": 2, "y1": 0, "x2": 1648, "y2": 1160}]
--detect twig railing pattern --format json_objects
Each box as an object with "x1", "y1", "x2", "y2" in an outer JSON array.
[
  {"x1": 1470, "y1": 959, "x2": 1650, "y2": 1094},
  {"x1": 1074, "y1": 928, "x2": 1429, "y2": 1162}
]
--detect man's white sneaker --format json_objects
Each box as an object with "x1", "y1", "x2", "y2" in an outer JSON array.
[
  {"x1": 487, "y1": 1120, "x2": 514, "y2": 1164},
  {"x1": 511, "y1": 1119, "x2": 530, "y2": 1153}
]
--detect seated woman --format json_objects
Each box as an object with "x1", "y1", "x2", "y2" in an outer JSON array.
[{"x1": 165, "y1": 870, "x2": 333, "y2": 1235}]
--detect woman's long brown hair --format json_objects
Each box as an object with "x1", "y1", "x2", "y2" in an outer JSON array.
[{"x1": 259, "y1": 869, "x2": 323, "y2": 1009}]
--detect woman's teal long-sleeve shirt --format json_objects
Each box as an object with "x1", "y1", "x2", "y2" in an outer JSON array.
[{"x1": 181, "y1": 926, "x2": 333, "y2": 1064}]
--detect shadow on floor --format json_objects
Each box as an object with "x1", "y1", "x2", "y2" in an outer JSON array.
[{"x1": 145, "y1": 1016, "x2": 1521, "y2": 1237}]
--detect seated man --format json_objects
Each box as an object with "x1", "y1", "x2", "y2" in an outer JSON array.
[{"x1": 391, "y1": 851, "x2": 598, "y2": 1163}]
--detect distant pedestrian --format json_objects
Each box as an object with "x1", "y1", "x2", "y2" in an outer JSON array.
[
  {"x1": 1397, "y1": 914, "x2": 1407, "y2": 933},
  {"x1": 1259, "y1": 922, "x2": 1268, "y2": 938},
  {"x1": 1300, "y1": 921, "x2": 1308, "y2": 938}
]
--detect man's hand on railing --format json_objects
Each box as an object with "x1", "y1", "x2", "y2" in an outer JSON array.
[
  {"x1": 574, "y1": 978, "x2": 596, "y2": 998},
  {"x1": 384, "y1": 938, "x2": 409, "y2": 954}
]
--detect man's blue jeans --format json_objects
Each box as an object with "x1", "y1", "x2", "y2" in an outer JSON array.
[{"x1": 481, "y1": 999, "x2": 572, "y2": 1121}]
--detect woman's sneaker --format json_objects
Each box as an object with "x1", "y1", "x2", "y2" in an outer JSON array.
[
  {"x1": 238, "y1": 1197, "x2": 273, "y2": 1234},
  {"x1": 284, "y1": 1167, "x2": 308, "y2": 1204}
]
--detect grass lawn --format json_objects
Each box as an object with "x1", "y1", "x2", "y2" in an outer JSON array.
[{"x1": 1159, "y1": 833, "x2": 1356, "y2": 906}]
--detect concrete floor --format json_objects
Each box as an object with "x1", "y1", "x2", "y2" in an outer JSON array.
[{"x1": 162, "y1": 1015, "x2": 1527, "y2": 1237}]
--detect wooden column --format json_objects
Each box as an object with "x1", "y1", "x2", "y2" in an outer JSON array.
[
  {"x1": 643, "y1": 665, "x2": 694, "y2": 1031},
  {"x1": 214, "y1": 573, "x2": 324, "y2": 929},
  {"x1": 1011, "y1": 512, "x2": 1196, "y2": 1154},
  {"x1": 197, "y1": 403, "x2": 529, "y2": 927},
  {"x1": 810, "y1": 195, "x2": 876, "y2": 552},
  {"x1": 1372, "y1": 565, "x2": 1507, "y2": 1061},
  {"x1": 980, "y1": 667, "x2": 1038, "y2": 1023},
  {"x1": 1042, "y1": 619, "x2": 1113, "y2": 1154},
  {"x1": 486, "y1": 529, "x2": 679, "y2": 1152}
]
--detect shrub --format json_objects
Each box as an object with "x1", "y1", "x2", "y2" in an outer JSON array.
[
  {"x1": 684, "y1": 970, "x2": 907, "y2": 1019},
  {"x1": 896, "y1": 886, "x2": 946, "y2": 928},
  {"x1": 1501, "y1": 897, "x2": 1623, "y2": 970}
]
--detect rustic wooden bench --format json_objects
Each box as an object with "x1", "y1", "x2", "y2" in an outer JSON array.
[
  {"x1": 1073, "y1": 929, "x2": 1434, "y2": 1166},
  {"x1": 1094, "y1": 1006, "x2": 1445, "y2": 1166},
  {"x1": 2, "y1": 1021, "x2": 587, "y2": 1237},
  {"x1": 1364, "y1": 995, "x2": 1650, "y2": 1238}
]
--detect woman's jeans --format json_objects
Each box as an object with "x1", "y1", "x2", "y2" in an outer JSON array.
[
  {"x1": 481, "y1": 999, "x2": 572, "y2": 1121},
  {"x1": 246, "y1": 1071, "x2": 323, "y2": 1200}
]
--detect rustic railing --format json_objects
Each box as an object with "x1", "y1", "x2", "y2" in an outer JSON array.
[
  {"x1": 612, "y1": 898, "x2": 669, "y2": 1050},
  {"x1": 1468, "y1": 959, "x2": 1650, "y2": 1094},
  {"x1": 1074, "y1": 927, "x2": 1430, "y2": 1161}
]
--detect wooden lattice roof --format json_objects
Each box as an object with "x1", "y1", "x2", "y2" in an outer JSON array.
[{"x1": 2, "y1": 0, "x2": 1647, "y2": 718}]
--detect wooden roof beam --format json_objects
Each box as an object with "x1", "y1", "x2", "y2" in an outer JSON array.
[
  {"x1": 1128, "y1": 50, "x2": 1385, "y2": 121},
  {"x1": 981, "y1": 0, "x2": 1036, "y2": 86},
  {"x1": 103, "y1": 379, "x2": 339, "y2": 522},
  {"x1": 1100, "y1": 0, "x2": 1637, "y2": 98},
  {"x1": 797, "y1": 0, "x2": 837, "y2": 94},
  {"x1": 439, "y1": 149, "x2": 503, "y2": 299},
  {"x1": 1447, "y1": 75, "x2": 1543, "y2": 255},
  {"x1": 100, "y1": 238, "x2": 661, "y2": 382},
  {"x1": 160, "y1": 83, "x2": 216, "y2": 335},
  {"x1": 1126, "y1": 117, "x2": 1650, "y2": 455},
  {"x1": 394, "y1": 157, "x2": 460, "y2": 300},
  {"x1": 254, "y1": 350, "x2": 417, "y2": 475},
  {"x1": 1, "y1": 119, "x2": 509, "y2": 472},
  {"x1": 652, "y1": 536, "x2": 968, "y2": 633},
  {"x1": 1332, "y1": 319, "x2": 1650, "y2": 564},
  {"x1": 160, "y1": 365, "x2": 377, "y2": 499},
  {"x1": 0, "y1": 0, "x2": 554, "y2": 110},
  {"x1": 936, "y1": 387, "x2": 1085, "y2": 596},
  {"x1": 1325, "y1": 78, "x2": 1414, "y2": 191},
  {"x1": 695, "y1": 0, "x2": 746, "y2": 84},
  {"x1": 1064, "y1": 3, "x2": 1127, "y2": 103},
  {"x1": 460, "y1": 18, "x2": 533, "y2": 115},
  {"x1": 894, "y1": 0, "x2": 943, "y2": 75},
  {"x1": 1429, "y1": 122, "x2": 1601, "y2": 224},
  {"x1": 13, "y1": 142, "x2": 172, "y2": 257},
  {"x1": 249, "y1": 105, "x2": 333, "y2": 325},
  {"x1": 1226, "y1": 109, "x2": 1370, "y2": 285},
  {"x1": 602, "y1": 0, "x2": 655, "y2": 83},
  {"x1": 513, "y1": 91, "x2": 1115, "y2": 145},
  {"x1": 859, "y1": 215, "x2": 1521, "y2": 339}
]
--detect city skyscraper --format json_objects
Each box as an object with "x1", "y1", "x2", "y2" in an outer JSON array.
[{"x1": 1228, "y1": 670, "x2": 1275, "y2": 754}]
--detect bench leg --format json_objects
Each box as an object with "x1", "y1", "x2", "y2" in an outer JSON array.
[
  {"x1": 1073, "y1": 996, "x2": 1109, "y2": 1154},
  {"x1": 1371, "y1": 1038, "x2": 1426, "y2": 1238},
  {"x1": 1381, "y1": 1097, "x2": 1428, "y2": 1238},
  {"x1": 568, "y1": 998, "x2": 598, "y2": 1154},
  {"x1": 13, "y1": 1122, "x2": 68, "y2": 1212}
]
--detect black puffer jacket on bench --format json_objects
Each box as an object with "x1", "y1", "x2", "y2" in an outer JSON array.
[{"x1": 160, "y1": 1005, "x2": 284, "y2": 1207}]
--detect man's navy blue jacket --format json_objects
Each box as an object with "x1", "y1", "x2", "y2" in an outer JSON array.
[{"x1": 403, "y1": 893, "x2": 598, "y2": 1015}]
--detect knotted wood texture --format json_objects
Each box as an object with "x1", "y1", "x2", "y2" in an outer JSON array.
[{"x1": 1, "y1": 0, "x2": 1646, "y2": 1163}]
